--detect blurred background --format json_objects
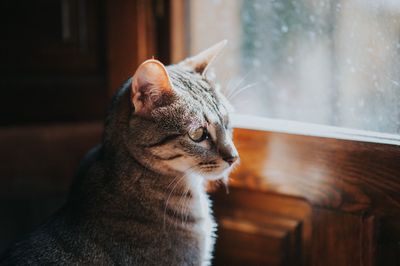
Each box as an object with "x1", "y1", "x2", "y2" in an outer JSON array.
[
  {"x1": 1, "y1": 0, "x2": 400, "y2": 263},
  {"x1": 190, "y1": 0, "x2": 400, "y2": 134}
]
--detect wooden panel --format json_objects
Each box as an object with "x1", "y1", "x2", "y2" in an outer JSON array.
[
  {"x1": 106, "y1": 0, "x2": 139, "y2": 95},
  {"x1": 0, "y1": 0, "x2": 103, "y2": 75},
  {"x1": 231, "y1": 128, "x2": 400, "y2": 215},
  {"x1": 106, "y1": 0, "x2": 158, "y2": 95},
  {"x1": 0, "y1": 0, "x2": 107, "y2": 125},
  {"x1": 377, "y1": 217, "x2": 400, "y2": 266},
  {"x1": 170, "y1": 0, "x2": 190, "y2": 64},
  {"x1": 0, "y1": 77, "x2": 107, "y2": 126},
  {"x1": 217, "y1": 128, "x2": 400, "y2": 265},
  {"x1": 0, "y1": 123, "x2": 102, "y2": 196},
  {"x1": 311, "y1": 208, "x2": 362, "y2": 266},
  {"x1": 361, "y1": 215, "x2": 377, "y2": 266},
  {"x1": 211, "y1": 188, "x2": 311, "y2": 266},
  {"x1": 153, "y1": 0, "x2": 171, "y2": 64},
  {"x1": 170, "y1": 0, "x2": 188, "y2": 63},
  {"x1": 0, "y1": 0, "x2": 172, "y2": 125}
]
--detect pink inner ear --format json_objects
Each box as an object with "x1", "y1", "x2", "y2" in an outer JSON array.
[{"x1": 131, "y1": 59, "x2": 173, "y2": 114}]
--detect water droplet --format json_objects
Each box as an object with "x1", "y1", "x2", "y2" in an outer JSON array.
[{"x1": 253, "y1": 59, "x2": 261, "y2": 67}]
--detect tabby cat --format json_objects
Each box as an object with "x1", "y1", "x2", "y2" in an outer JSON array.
[{"x1": 0, "y1": 41, "x2": 238, "y2": 266}]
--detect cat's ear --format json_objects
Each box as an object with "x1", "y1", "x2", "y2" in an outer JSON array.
[
  {"x1": 131, "y1": 59, "x2": 173, "y2": 115},
  {"x1": 179, "y1": 40, "x2": 227, "y2": 76}
]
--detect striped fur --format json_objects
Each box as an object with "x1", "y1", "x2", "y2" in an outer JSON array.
[{"x1": 1, "y1": 42, "x2": 238, "y2": 266}]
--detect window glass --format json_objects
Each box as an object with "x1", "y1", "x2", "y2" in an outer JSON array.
[{"x1": 188, "y1": 0, "x2": 400, "y2": 134}]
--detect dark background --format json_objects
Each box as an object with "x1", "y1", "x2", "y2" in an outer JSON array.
[{"x1": 0, "y1": 0, "x2": 170, "y2": 253}]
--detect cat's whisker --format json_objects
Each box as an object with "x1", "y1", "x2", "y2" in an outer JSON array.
[
  {"x1": 180, "y1": 186, "x2": 191, "y2": 225},
  {"x1": 223, "y1": 77, "x2": 238, "y2": 96},
  {"x1": 227, "y1": 82, "x2": 258, "y2": 101},
  {"x1": 166, "y1": 165, "x2": 195, "y2": 190},
  {"x1": 225, "y1": 71, "x2": 254, "y2": 100},
  {"x1": 177, "y1": 169, "x2": 198, "y2": 226},
  {"x1": 225, "y1": 71, "x2": 251, "y2": 99},
  {"x1": 163, "y1": 165, "x2": 197, "y2": 229},
  {"x1": 166, "y1": 174, "x2": 181, "y2": 190},
  {"x1": 164, "y1": 173, "x2": 187, "y2": 225},
  {"x1": 222, "y1": 178, "x2": 230, "y2": 194},
  {"x1": 177, "y1": 177, "x2": 191, "y2": 223}
]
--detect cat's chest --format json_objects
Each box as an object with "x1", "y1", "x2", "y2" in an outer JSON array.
[{"x1": 192, "y1": 189, "x2": 216, "y2": 266}]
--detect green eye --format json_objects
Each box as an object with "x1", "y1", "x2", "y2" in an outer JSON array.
[{"x1": 188, "y1": 127, "x2": 209, "y2": 142}]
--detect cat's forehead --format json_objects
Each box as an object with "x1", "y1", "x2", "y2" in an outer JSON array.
[
  {"x1": 167, "y1": 65, "x2": 208, "y2": 90},
  {"x1": 166, "y1": 66, "x2": 227, "y2": 125},
  {"x1": 166, "y1": 66, "x2": 219, "y2": 103}
]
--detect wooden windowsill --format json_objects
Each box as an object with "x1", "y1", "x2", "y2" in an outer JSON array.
[{"x1": 232, "y1": 114, "x2": 400, "y2": 146}]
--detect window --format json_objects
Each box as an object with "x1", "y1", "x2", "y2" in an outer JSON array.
[
  {"x1": 187, "y1": 0, "x2": 400, "y2": 134},
  {"x1": 179, "y1": 2, "x2": 400, "y2": 264}
]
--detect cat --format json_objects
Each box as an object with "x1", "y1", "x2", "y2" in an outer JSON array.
[{"x1": 0, "y1": 40, "x2": 238, "y2": 266}]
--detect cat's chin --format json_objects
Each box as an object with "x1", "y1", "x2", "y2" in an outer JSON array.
[
  {"x1": 200, "y1": 160, "x2": 240, "y2": 181},
  {"x1": 200, "y1": 168, "x2": 231, "y2": 181}
]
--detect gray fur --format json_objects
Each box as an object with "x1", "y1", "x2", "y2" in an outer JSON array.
[{"x1": 0, "y1": 59, "x2": 238, "y2": 266}]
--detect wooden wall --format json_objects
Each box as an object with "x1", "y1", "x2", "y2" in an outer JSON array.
[{"x1": 0, "y1": 0, "x2": 170, "y2": 254}]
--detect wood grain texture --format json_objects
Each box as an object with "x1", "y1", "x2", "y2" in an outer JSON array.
[
  {"x1": 211, "y1": 188, "x2": 311, "y2": 266},
  {"x1": 106, "y1": 0, "x2": 140, "y2": 95},
  {"x1": 170, "y1": 0, "x2": 188, "y2": 63},
  {"x1": 106, "y1": 0, "x2": 169, "y2": 95},
  {"x1": 212, "y1": 128, "x2": 400, "y2": 265},
  {"x1": 230, "y1": 128, "x2": 400, "y2": 215},
  {"x1": 311, "y1": 208, "x2": 362, "y2": 266}
]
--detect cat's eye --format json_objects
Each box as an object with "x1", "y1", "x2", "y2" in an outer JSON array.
[{"x1": 188, "y1": 127, "x2": 209, "y2": 142}]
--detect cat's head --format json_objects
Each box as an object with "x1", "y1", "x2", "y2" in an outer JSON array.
[{"x1": 126, "y1": 41, "x2": 239, "y2": 181}]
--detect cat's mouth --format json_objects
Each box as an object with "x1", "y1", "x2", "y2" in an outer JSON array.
[{"x1": 197, "y1": 160, "x2": 238, "y2": 180}]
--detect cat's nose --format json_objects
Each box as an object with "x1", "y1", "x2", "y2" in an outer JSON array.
[{"x1": 223, "y1": 155, "x2": 238, "y2": 166}]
